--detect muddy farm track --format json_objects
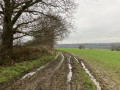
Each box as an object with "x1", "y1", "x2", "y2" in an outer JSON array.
[{"x1": 0, "y1": 52, "x2": 103, "y2": 90}]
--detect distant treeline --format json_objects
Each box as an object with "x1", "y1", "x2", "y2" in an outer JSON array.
[
  {"x1": 55, "y1": 43, "x2": 120, "y2": 50},
  {"x1": 111, "y1": 45, "x2": 120, "y2": 51}
]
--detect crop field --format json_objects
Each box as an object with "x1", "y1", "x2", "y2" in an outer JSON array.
[{"x1": 58, "y1": 48, "x2": 120, "y2": 89}]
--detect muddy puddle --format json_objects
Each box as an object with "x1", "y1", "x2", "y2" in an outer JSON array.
[
  {"x1": 21, "y1": 72, "x2": 36, "y2": 80},
  {"x1": 74, "y1": 56, "x2": 79, "y2": 63},
  {"x1": 67, "y1": 56, "x2": 72, "y2": 90},
  {"x1": 37, "y1": 65, "x2": 46, "y2": 71},
  {"x1": 55, "y1": 53, "x2": 64, "y2": 71},
  {"x1": 21, "y1": 65, "x2": 46, "y2": 80}
]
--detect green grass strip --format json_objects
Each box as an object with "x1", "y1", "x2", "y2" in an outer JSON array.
[{"x1": 0, "y1": 55, "x2": 53, "y2": 83}]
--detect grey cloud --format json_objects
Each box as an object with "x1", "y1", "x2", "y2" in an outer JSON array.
[{"x1": 59, "y1": 0, "x2": 120, "y2": 44}]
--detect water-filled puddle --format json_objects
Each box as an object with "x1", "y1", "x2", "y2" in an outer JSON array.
[
  {"x1": 67, "y1": 56, "x2": 72, "y2": 90},
  {"x1": 67, "y1": 64, "x2": 72, "y2": 82},
  {"x1": 21, "y1": 72, "x2": 36, "y2": 80},
  {"x1": 37, "y1": 65, "x2": 46, "y2": 71},
  {"x1": 55, "y1": 54, "x2": 64, "y2": 70},
  {"x1": 21, "y1": 65, "x2": 47, "y2": 80}
]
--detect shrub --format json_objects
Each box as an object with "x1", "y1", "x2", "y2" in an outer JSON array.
[
  {"x1": 79, "y1": 45, "x2": 85, "y2": 49},
  {"x1": 0, "y1": 46, "x2": 54, "y2": 66}
]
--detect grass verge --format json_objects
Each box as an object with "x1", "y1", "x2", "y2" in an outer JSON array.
[{"x1": 0, "y1": 55, "x2": 54, "y2": 83}]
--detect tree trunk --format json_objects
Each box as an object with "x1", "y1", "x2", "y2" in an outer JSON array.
[
  {"x1": 1, "y1": 0, "x2": 13, "y2": 57},
  {"x1": 1, "y1": 23, "x2": 13, "y2": 55}
]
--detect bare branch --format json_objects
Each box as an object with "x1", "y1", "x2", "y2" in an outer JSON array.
[
  {"x1": 13, "y1": 34, "x2": 26, "y2": 40},
  {"x1": 12, "y1": 0, "x2": 33, "y2": 25},
  {"x1": 0, "y1": 11, "x2": 3, "y2": 14},
  {"x1": 13, "y1": 20, "x2": 37, "y2": 33}
]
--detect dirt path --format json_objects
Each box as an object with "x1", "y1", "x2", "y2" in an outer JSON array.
[{"x1": 1, "y1": 52, "x2": 100, "y2": 90}]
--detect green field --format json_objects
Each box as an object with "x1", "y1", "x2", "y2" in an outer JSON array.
[{"x1": 58, "y1": 48, "x2": 120, "y2": 86}]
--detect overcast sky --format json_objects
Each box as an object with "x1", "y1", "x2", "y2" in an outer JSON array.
[{"x1": 58, "y1": 0, "x2": 120, "y2": 44}]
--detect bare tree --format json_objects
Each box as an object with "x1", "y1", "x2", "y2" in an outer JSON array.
[
  {"x1": 26, "y1": 13, "x2": 70, "y2": 48},
  {"x1": 0, "y1": 0, "x2": 75, "y2": 55}
]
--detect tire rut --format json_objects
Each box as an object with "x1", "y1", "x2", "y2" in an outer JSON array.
[{"x1": 5, "y1": 53, "x2": 64, "y2": 90}]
